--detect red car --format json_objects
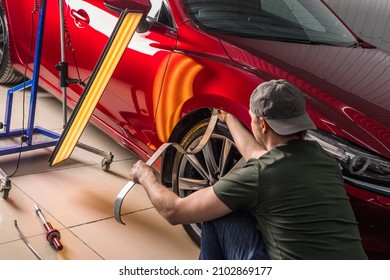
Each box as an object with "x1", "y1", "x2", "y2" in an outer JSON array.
[{"x1": 1, "y1": 0, "x2": 389, "y2": 258}]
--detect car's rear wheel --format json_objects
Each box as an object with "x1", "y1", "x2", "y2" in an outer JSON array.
[
  {"x1": 171, "y1": 119, "x2": 245, "y2": 245},
  {"x1": 0, "y1": 3, "x2": 23, "y2": 84}
]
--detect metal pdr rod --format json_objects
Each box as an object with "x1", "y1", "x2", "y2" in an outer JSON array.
[{"x1": 34, "y1": 205, "x2": 63, "y2": 251}]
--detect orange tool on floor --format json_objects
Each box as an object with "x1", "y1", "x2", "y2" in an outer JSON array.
[{"x1": 34, "y1": 205, "x2": 63, "y2": 251}]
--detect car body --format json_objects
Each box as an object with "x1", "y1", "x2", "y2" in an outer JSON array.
[{"x1": 0, "y1": 0, "x2": 389, "y2": 258}]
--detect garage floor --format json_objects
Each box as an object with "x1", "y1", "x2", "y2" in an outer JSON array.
[{"x1": 0, "y1": 85, "x2": 199, "y2": 260}]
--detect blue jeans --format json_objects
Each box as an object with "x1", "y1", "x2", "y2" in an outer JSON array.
[{"x1": 199, "y1": 210, "x2": 269, "y2": 260}]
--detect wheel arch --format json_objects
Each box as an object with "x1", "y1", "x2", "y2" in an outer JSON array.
[{"x1": 160, "y1": 94, "x2": 250, "y2": 187}]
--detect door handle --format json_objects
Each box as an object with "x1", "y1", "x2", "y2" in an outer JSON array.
[{"x1": 71, "y1": 9, "x2": 90, "y2": 27}]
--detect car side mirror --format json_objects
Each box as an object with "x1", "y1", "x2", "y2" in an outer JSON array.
[{"x1": 104, "y1": 0, "x2": 152, "y2": 33}]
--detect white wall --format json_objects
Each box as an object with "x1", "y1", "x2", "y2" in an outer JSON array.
[{"x1": 324, "y1": 0, "x2": 390, "y2": 53}]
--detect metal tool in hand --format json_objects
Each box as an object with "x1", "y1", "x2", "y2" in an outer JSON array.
[
  {"x1": 114, "y1": 109, "x2": 219, "y2": 224},
  {"x1": 14, "y1": 220, "x2": 44, "y2": 260},
  {"x1": 34, "y1": 205, "x2": 63, "y2": 251}
]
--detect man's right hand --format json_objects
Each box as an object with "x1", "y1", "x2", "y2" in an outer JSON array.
[
  {"x1": 218, "y1": 110, "x2": 229, "y2": 123},
  {"x1": 217, "y1": 110, "x2": 267, "y2": 160}
]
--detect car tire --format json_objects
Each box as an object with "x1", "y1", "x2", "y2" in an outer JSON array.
[
  {"x1": 0, "y1": 3, "x2": 23, "y2": 84},
  {"x1": 171, "y1": 119, "x2": 244, "y2": 245}
]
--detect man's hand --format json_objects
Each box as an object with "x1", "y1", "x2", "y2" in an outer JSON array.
[
  {"x1": 129, "y1": 160, "x2": 156, "y2": 185},
  {"x1": 218, "y1": 110, "x2": 229, "y2": 123},
  {"x1": 217, "y1": 109, "x2": 267, "y2": 160}
]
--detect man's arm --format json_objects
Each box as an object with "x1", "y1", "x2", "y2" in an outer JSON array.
[
  {"x1": 129, "y1": 160, "x2": 232, "y2": 225},
  {"x1": 219, "y1": 111, "x2": 266, "y2": 160}
]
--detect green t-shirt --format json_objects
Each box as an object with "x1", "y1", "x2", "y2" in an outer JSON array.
[{"x1": 213, "y1": 139, "x2": 367, "y2": 259}]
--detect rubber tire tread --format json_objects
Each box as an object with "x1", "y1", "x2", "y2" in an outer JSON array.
[{"x1": 0, "y1": 2, "x2": 23, "y2": 84}]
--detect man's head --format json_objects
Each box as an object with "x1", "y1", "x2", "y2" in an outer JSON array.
[{"x1": 249, "y1": 79, "x2": 316, "y2": 136}]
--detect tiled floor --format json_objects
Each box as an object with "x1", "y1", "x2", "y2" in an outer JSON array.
[{"x1": 0, "y1": 84, "x2": 200, "y2": 260}]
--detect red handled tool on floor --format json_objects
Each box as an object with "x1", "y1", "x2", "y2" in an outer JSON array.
[{"x1": 34, "y1": 205, "x2": 63, "y2": 251}]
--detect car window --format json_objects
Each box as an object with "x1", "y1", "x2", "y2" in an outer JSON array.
[
  {"x1": 183, "y1": 0, "x2": 357, "y2": 47},
  {"x1": 148, "y1": 0, "x2": 174, "y2": 28},
  {"x1": 262, "y1": 0, "x2": 324, "y2": 33}
]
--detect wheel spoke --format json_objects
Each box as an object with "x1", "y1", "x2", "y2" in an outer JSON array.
[
  {"x1": 178, "y1": 177, "x2": 209, "y2": 191},
  {"x1": 219, "y1": 138, "x2": 233, "y2": 177},
  {"x1": 183, "y1": 153, "x2": 213, "y2": 182},
  {"x1": 202, "y1": 141, "x2": 219, "y2": 182},
  {"x1": 230, "y1": 156, "x2": 246, "y2": 172}
]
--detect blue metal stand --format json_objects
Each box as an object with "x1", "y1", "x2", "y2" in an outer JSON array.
[
  {"x1": 0, "y1": 0, "x2": 60, "y2": 155},
  {"x1": 0, "y1": 0, "x2": 113, "y2": 199},
  {"x1": 0, "y1": 0, "x2": 59, "y2": 199}
]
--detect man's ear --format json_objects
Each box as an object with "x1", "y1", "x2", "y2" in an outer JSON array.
[{"x1": 259, "y1": 117, "x2": 270, "y2": 133}]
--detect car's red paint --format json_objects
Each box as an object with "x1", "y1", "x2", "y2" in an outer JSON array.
[{"x1": 1, "y1": 0, "x2": 389, "y2": 258}]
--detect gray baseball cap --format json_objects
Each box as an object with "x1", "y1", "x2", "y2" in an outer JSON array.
[{"x1": 250, "y1": 79, "x2": 316, "y2": 135}]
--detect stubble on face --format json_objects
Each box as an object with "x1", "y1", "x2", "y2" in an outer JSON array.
[{"x1": 250, "y1": 111, "x2": 266, "y2": 150}]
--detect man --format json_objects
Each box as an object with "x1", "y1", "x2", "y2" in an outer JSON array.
[{"x1": 129, "y1": 79, "x2": 367, "y2": 259}]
